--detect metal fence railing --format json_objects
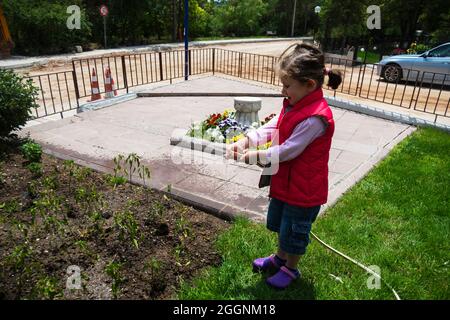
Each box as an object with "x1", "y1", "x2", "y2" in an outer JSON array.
[
  {"x1": 27, "y1": 70, "x2": 79, "y2": 119},
  {"x1": 25, "y1": 47, "x2": 450, "y2": 120},
  {"x1": 26, "y1": 48, "x2": 218, "y2": 119},
  {"x1": 213, "y1": 49, "x2": 450, "y2": 119}
]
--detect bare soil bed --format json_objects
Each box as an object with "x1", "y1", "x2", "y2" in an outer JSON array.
[{"x1": 0, "y1": 146, "x2": 230, "y2": 300}]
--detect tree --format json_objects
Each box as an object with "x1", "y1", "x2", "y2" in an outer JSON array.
[
  {"x1": 318, "y1": 0, "x2": 368, "y2": 50},
  {"x1": 3, "y1": 0, "x2": 92, "y2": 55},
  {"x1": 211, "y1": 0, "x2": 268, "y2": 36}
]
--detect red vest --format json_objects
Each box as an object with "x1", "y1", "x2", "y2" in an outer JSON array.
[{"x1": 269, "y1": 88, "x2": 334, "y2": 207}]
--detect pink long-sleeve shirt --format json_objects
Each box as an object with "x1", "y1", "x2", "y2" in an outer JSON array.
[{"x1": 246, "y1": 110, "x2": 327, "y2": 163}]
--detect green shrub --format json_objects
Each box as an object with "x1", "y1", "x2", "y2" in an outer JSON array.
[
  {"x1": 0, "y1": 70, "x2": 39, "y2": 138},
  {"x1": 407, "y1": 42, "x2": 431, "y2": 54},
  {"x1": 20, "y1": 142, "x2": 42, "y2": 163}
]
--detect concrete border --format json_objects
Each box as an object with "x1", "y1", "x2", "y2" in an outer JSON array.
[
  {"x1": 325, "y1": 95, "x2": 450, "y2": 132},
  {"x1": 77, "y1": 93, "x2": 137, "y2": 113}
]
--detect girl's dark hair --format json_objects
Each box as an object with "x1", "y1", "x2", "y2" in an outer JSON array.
[{"x1": 277, "y1": 43, "x2": 343, "y2": 90}]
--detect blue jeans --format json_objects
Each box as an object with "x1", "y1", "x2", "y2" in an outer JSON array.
[{"x1": 267, "y1": 197, "x2": 321, "y2": 255}]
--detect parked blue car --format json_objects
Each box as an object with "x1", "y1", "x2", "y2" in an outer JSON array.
[{"x1": 377, "y1": 42, "x2": 450, "y2": 85}]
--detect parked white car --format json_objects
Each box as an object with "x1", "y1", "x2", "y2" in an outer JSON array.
[{"x1": 377, "y1": 42, "x2": 450, "y2": 85}]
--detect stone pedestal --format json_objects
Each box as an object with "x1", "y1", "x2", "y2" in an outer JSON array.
[{"x1": 234, "y1": 97, "x2": 262, "y2": 128}]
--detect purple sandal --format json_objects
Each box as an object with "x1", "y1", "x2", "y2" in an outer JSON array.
[
  {"x1": 252, "y1": 254, "x2": 284, "y2": 273},
  {"x1": 266, "y1": 266, "x2": 300, "y2": 289}
]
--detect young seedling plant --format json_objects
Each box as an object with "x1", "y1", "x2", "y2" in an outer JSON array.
[
  {"x1": 26, "y1": 162, "x2": 43, "y2": 178},
  {"x1": 62, "y1": 160, "x2": 75, "y2": 194},
  {"x1": 33, "y1": 276, "x2": 62, "y2": 300},
  {"x1": 125, "y1": 153, "x2": 141, "y2": 183},
  {"x1": 105, "y1": 260, "x2": 123, "y2": 299},
  {"x1": 114, "y1": 209, "x2": 141, "y2": 249},
  {"x1": 109, "y1": 154, "x2": 127, "y2": 189},
  {"x1": 144, "y1": 257, "x2": 163, "y2": 280},
  {"x1": 112, "y1": 153, "x2": 151, "y2": 190}
]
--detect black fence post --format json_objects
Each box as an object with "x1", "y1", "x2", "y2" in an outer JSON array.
[
  {"x1": 212, "y1": 48, "x2": 215, "y2": 75},
  {"x1": 358, "y1": 64, "x2": 366, "y2": 97},
  {"x1": 71, "y1": 61, "x2": 80, "y2": 108},
  {"x1": 271, "y1": 57, "x2": 275, "y2": 85},
  {"x1": 188, "y1": 50, "x2": 192, "y2": 76},
  {"x1": 121, "y1": 56, "x2": 129, "y2": 93},
  {"x1": 355, "y1": 58, "x2": 364, "y2": 96},
  {"x1": 238, "y1": 52, "x2": 243, "y2": 78},
  {"x1": 159, "y1": 52, "x2": 164, "y2": 81}
]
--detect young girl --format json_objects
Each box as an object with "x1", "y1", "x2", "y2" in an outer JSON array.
[{"x1": 226, "y1": 43, "x2": 342, "y2": 289}]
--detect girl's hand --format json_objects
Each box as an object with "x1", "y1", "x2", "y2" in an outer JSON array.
[
  {"x1": 240, "y1": 150, "x2": 259, "y2": 164},
  {"x1": 226, "y1": 138, "x2": 249, "y2": 160},
  {"x1": 240, "y1": 150, "x2": 270, "y2": 165}
]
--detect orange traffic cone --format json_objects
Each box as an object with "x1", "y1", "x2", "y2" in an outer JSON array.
[
  {"x1": 111, "y1": 75, "x2": 118, "y2": 96},
  {"x1": 90, "y1": 68, "x2": 102, "y2": 101},
  {"x1": 104, "y1": 67, "x2": 118, "y2": 99}
]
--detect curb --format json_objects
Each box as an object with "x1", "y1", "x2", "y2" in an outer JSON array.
[
  {"x1": 77, "y1": 93, "x2": 137, "y2": 113},
  {"x1": 325, "y1": 95, "x2": 450, "y2": 132}
]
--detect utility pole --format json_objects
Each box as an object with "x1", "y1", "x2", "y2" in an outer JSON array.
[
  {"x1": 184, "y1": 0, "x2": 189, "y2": 80},
  {"x1": 291, "y1": 0, "x2": 297, "y2": 37}
]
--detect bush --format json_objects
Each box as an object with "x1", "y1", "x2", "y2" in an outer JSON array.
[
  {"x1": 0, "y1": 70, "x2": 39, "y2": 138},
  {"x1": 20, "y1": 142, "x2": 42, "y2": 163},
  {"x1": 407, "y1": 42, "x2": 431, "y2": 54}
]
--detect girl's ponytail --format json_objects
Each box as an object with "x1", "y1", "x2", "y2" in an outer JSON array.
[{"x1": 326, "y1": 69, "x2": 343, "y2": 90}]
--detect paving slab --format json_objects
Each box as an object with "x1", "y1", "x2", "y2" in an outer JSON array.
[{"x1": 20, "y1": 76, "x2": 416, "y2": 221}]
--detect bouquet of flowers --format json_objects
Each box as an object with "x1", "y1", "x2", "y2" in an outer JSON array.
[{"x1": 188, "y1": 109, "x2": 276, "y2": 145}]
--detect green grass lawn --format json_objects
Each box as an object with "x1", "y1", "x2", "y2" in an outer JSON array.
[
  {"x1": 177, "y1": 127, "x2": 450, "y2": 300},
  {"x1": 357, "y1": 51, "x2": 382, "y2": 64}
]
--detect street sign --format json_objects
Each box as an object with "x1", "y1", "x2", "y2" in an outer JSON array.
[
  {"x1": 100, "y1": 5, "x2": 109, "y2": 17},
  {"x1": 100, "y1": 5, "x2": 109, "y2": 48}
]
